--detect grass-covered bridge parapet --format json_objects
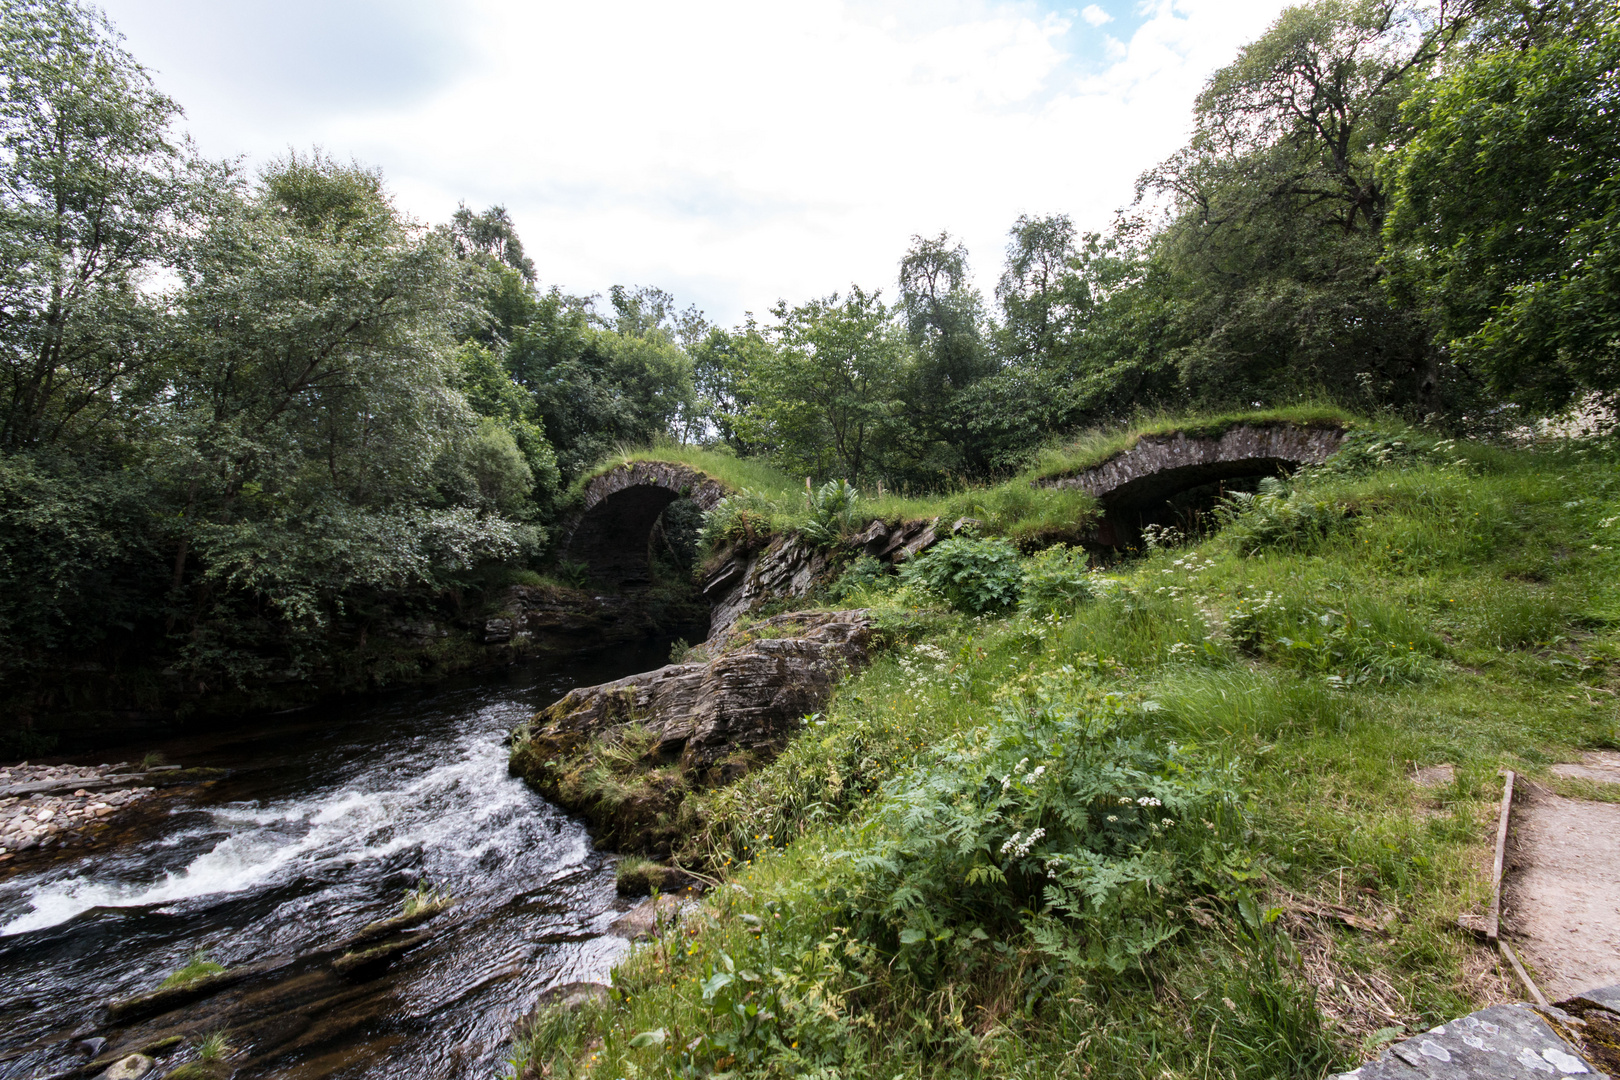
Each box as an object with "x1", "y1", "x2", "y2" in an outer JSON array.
[
  {"x1": 1039, "y1": 421, "x2": 1347, "y2": 538},
  {"x1": 562, "y1": 460, "x2": 731, "y2": 586}
]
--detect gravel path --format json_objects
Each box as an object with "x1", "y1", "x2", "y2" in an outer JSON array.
[{"x1": 1502, "y1": 753, "x2": 1620, "y2": 1002}]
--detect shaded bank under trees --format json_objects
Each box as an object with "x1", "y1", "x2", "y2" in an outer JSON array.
[{"x1": 4, "y1": 0, "x2": 1620, "y2": 735}]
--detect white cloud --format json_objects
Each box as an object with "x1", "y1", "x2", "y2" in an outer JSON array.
[
  {"x1": 1081, "y1": 4, "x2": 1114, "y2": 27},
  {"x1": 100, "y1": 0, "x2": 1292, "y2": 325}
]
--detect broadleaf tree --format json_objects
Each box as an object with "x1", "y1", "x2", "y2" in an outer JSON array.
[
  {"x1": 0, "y1": 0, "x2": 209, "y2": 451},
  {"x1": 1385, "y1": 11, "x2": 1620, "y2": 411},
  {"x1": 739, "y1": 287, "x2": 905, "y2": 482}
]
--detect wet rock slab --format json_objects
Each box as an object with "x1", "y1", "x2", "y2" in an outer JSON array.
[
  {"x1": 1335, "y1": 993, "x2": 1618, "y2": 1079},
  {"x1": 607, "y1": 893, "x2": 684, "y2": 941}
]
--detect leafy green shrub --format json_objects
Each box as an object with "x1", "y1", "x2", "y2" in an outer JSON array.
[
  {"x1": 827, "y1": 672, "x2": 1245, "y2": 977},
  {"x1": 700, "y1": 488, "x2": 781, "y2": 549},
  {"x1": 799, "y1": 478, "x2": 860, "y2": 547},
  {"x1": 1215, "y1": 479, "x2": 1348, "y2": 554},
  {"x1": 827, "y1": 554, "x2": 893, "y2": 601},
  {"x1": 1019, "y1": 544, "x2": 1095, "y2": 615},
  {"x1": 900, "y1": 535, "x2": 1022, "y2": 614}
]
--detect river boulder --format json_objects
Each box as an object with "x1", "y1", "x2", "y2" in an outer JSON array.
[{"x1": 509, "y1": 609, "x2": 873, "y2": 855}]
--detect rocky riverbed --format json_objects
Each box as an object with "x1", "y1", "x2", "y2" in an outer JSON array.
[
  {"x1": 0, "y1": 643, "x2": 682, "y2": 1080},
  {"x1": 0, "y1": 762, "x2": 161, "y2": 862}
]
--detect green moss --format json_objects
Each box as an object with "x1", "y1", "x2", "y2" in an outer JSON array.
[
  {"x1": 511, "y1": 723, "x2": 694, "y2": 857},
  {"x1": 156, "y1": 951, "x2": 224, "y2": 990},
  {"x1": 616, "y1": 855, "x2": 687, "y2": 896},
  {"x1": 162, "y1": 1064, "x2": 229, "y2": 1080}
]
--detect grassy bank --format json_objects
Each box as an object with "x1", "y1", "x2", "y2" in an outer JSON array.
[{"x1": 512, "y1": 426, "x2": 1617, "y2": 1080}]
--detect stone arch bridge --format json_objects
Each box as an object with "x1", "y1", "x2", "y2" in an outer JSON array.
[
  {"x1": 1040, "y1": 422, "x2": 1346, "y2": 545},
  {"x1": 561, "y1": 423, "x2": 1348, "y2": 586},
  {"x1": 560, "y1": 461, "x2": 729, "y2": 586}
]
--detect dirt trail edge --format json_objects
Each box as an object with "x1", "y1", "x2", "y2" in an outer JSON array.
[{"x1": 1503, "y1": 754, "x2": 1620, "y2": 1003}]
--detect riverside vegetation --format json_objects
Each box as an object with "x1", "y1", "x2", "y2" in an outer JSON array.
[
  {"x1": 5, "y1": 0, "x2": 1620, "y2": 1075},
  {"x1": 7, "y1": 0, "x2": 1620, "y2": 748},
  {"x1": 507, "y1": 426, "x2": 1620, "y2": 1078}
]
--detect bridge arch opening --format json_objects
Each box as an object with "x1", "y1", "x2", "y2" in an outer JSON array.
[
  {"x1": 1095, "y1": 463, "x2": 1296, "y2": 548},
  {"x1": 566, "y1": 484, "x2": 683, "y2": 586},
  {"x1": 1042, "y1": 423, "x2": 1347, "y2": 549},
  {"x1": 560, "y1": 461, "x2": 729, "y2": 587}
]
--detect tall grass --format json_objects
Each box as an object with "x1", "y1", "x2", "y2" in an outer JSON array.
[
  {"x1": 157, "y1": 950, "x2": 225, "y2": 990},
  {"x1": 510, "y1": 427, "x2": 1620, "y2": 1080}
]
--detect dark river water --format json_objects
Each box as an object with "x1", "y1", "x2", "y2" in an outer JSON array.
[{"x1": 0, "y1": 640, "x2": 674, "y2": 1080}]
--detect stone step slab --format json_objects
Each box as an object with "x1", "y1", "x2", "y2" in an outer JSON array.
[{"x1": 1336, "y1": 986, "x2": 1620, "y2": 1080}]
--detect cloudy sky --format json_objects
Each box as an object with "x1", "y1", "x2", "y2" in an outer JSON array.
[{"x1": 97, "y1": 0, "x2": 1293, "y2": 326}]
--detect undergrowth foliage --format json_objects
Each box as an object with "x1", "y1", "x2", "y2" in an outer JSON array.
[
  {"x1": 1017, "y1": 543, "x2": 1095, "y2": 615},
  {"x1": 699, "y1": 488, "x2": 781, "y2": 549},
  {"x1": 1228, "y1": 593, "x2": 1442, "y2": 687},
  {"x1": 799, "y1": 478, "x2": 860, "y2": 547},
  {"x1": 832, "y1": 669, "x2": 1247, "y2": 977},
  {"x1": 827, "y1": 554, "x2": 893, "y2": 601},
  {"x1": 1215, "y1": 477, "x2": 1350, "y2": 555},
  {"x1": 900, "y1": 536, "x2": 1023, "y2": 614},
  {"x1": 510, "y1": 426, "x2": 1620, "y2": 1080}
]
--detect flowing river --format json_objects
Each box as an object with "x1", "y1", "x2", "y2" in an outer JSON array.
[{"x1": 0, "y1": 640, "x2": 674, "y2": 1080}]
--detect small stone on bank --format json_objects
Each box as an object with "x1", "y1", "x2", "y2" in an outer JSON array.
[{"x1": 97, "y1": 1053, "x2": 155, "y2": 1079}]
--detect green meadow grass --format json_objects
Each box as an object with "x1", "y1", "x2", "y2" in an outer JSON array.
[{"x1": 511, "y1": 430, "x2": 1619, "y2": 1080}]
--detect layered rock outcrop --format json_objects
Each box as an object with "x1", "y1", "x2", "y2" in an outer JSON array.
[
  {"x1": 520, "y1": 608, "x2": 871, "y2": 774},
  {"x1": 509, "y1": 609, "x2": 874, "y2": 854},
  {"x1": 700, "y1": 518, "x2": 948, "y2": 638}
]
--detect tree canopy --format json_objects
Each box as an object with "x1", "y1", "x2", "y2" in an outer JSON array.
[
  {"x1": 3, "y1": 0, "x2": 1618, "y2": 706},
  {"x1": 1385, "y1": 14, "x2": 1620, "y2": 410}
]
